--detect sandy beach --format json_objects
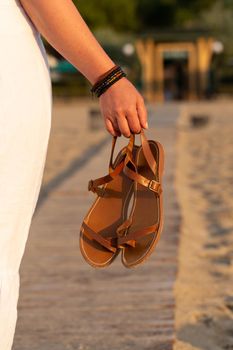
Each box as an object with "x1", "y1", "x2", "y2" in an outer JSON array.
[{"x1": 174, "y1": 100, "x2": 233, "y2": 350}]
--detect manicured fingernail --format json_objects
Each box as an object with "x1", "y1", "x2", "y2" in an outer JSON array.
[{"x1": 145, "y1": 121, "x2": 148, "y2": 129}]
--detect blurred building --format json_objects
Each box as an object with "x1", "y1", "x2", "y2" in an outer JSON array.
[{"x1": 136, "y1": 29, "x2": 215, "y2": 102}]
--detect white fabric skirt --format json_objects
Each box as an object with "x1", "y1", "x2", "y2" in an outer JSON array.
[{"x1": 0, "y1": 0, "x2": 52, "y2": 348}]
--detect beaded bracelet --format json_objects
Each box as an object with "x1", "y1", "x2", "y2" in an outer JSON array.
[{"x1": 91, "y1": 65, "x2": 126, "y2": 98}]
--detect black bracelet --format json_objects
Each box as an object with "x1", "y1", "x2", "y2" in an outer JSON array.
[
  {"x1": 91, "y1": 66, "x2": 121, "y2": 92},
  {"x1": 94, "y1": 71, "x2": 123, "y2": 96},
  {"x1": 91, "y1": 65, "x2": 126, "y2": 98},
  {"x1": 96, "y1": 71, "x2": 126, "y2": 97}
]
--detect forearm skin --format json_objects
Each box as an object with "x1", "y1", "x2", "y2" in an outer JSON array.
[{"x1": 19, "y1": 0, "x2": 115, "y2": 84}]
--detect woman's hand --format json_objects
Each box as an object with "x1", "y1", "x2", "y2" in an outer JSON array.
[
  {"x1": 18, "y1": 1, "x2": 147, "y2": 138},
  {"x1": 99, "y1": 77, "x2": 148, "y2": 137}
]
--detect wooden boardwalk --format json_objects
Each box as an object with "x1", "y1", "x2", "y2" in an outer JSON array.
[{"x1": 13, "y1": 103, "x2": 181, "y2": 350}]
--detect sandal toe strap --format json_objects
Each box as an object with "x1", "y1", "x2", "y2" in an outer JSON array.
[
  {"x1": 82, "y1": 221, "x2": 117, "y2": 253},
  {"x1": 117, "y1": 223, "x2": 159, "y2": 248}
]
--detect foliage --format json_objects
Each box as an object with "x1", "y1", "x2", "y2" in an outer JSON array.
[
  {"x1": 136, "y1": 0, "x2": 213, "y2": 29},
  {"x1": 73, "y1": 0, "x2": 233, "y2": 57},
  {"x1": 198, "y1": 1, "x2": 233, "y2": 54},
  {"x1": 74, "y1": 0, "x2": 214, "y2": 31},
  {"x1": 73, "y1": 0, "x2": 138, "y2": 31}
]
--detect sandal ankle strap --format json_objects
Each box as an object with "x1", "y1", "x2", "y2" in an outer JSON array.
[
  {"x1": 88, "y1": 133, "x2": 136, "y2": 195},
  {"x1": 88, "y1": 160, "x2": 124, "y2": 194},
  {"x1": 140, "y1": 129, "x2": 158, "y2": 175},
  {"x1": 123, "y1": 164, "x2": 162, "y2": 195}
]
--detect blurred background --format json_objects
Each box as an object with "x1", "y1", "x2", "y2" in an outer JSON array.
[
  {"x1": 14, "y1": 1, "x2": 233, "y2": 350},
  {"x1": 45, "y1": 0, "x2": 233, "y2": 100}
]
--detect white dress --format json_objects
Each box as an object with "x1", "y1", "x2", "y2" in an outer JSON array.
[{"x1": 0, "y1": 0, "x2": 52, "y2": 348}]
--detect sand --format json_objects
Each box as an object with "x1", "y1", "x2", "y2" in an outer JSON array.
[{"x1": 174, "y1": 100, "x2": 233, "y2": 350}]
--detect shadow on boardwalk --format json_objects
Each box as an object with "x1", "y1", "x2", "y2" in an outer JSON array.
[{"x1": 13, "y1": 101, "x2": 182, "y2": 350}]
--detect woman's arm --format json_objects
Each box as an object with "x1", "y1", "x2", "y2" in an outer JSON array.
[{"x1": 19, "y1": 0, "x2": 148, "y2": 137}]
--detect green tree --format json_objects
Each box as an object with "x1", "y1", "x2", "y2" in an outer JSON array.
[
  {"x1": 136, "y1": 0, "x2": 214, "y2": 29},
  {"x1": 73, "y1": 0, "x2": 138, "y2": 31},
  {"x1": 74, "y1": 0, "x2": 214, "y2": 32},
  {"x1": 198, "y1": 1, "x2": 233, "y2": 54}
]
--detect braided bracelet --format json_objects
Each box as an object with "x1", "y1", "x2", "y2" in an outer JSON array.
[
  {"x1": 91, "y1": 65, "x2": 120, "y2": 91},
  {"x1": 91, "y1": 65, "x2": 126, "y2": 98}
]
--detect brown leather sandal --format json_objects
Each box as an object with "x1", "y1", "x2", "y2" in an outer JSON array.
[
  {"x1": 79, "y1": 135, "x2": 137, "y2": 268},
  {"x1": 116, "y1": 129, "x2": 165, "y2": 268}
]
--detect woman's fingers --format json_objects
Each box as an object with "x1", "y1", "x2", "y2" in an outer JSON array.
[
  {"x1": 136, "y1": 95, "x2": 148, "y2": 129},
  {"x1": 111, "y1": 117, "x2": 121, "y2": 136},
  {"x1": 105, "y1": 102, "x2": 147, "y2": 137},
  {"x1": 99, "y1": 77, "x2": 148, "y2": 136},
  {"x1": 125, "y1": 107, "x2": 141, "y2": 134},
  {"x1": 104, "y1": 118, "x2": 117, "y2": 137},
  {"x1": 104, "y1": 117, "x2": 121, "y2": 137},
  {"x1": 105, "y1": 107, "x2": 143, "y2": 137},
  {"x1": 116, "y1": 112, "x2": 131, "y2": 138}
]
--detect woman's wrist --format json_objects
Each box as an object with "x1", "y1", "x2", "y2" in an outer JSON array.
[
  {"x1": 90, "y1": 65, "x2": 126, "y2": 98},
  {"x1": 91, "y1": 64, "x2": 118, "y2": 85},
  {"x1": 87, "y1": 60, "x2": 117, "y2": 85}
]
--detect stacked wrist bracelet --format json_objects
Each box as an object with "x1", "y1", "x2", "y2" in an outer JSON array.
[{"x1": 91, "y1": 65, "x2": 126, "y2": 98}]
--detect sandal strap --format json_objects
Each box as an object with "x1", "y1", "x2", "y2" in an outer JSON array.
[
  {"x1": 117, "y1": 223, "x2": 159, "y2": 248},
  {"x1": 116, "y1": 218, "x2": 133, "y2": 235},
  {"x1": 88, "y1": 134, "x2": 136, "y2": 195},
  {"x1": 109, "y1": 133, "x2": 135, "y2": 172},
  {"x1": 88, "y1": 160, "x2": 124, "y2": 194},
  {"x1": 123, "y1": 165, "x2": 162, "y2": 195},
  {"x1": 122, "y1": 130, "x2": 162, "y2": 194},
  {"x1": 140, "y1": 129, "x2": 157, "y2": 175},
  {"x1": 116, "y1": 218, "x2": 135, "y2": 248},
  {"x1": 82, "y1": 221, "x2": 117, "y2": 253}
]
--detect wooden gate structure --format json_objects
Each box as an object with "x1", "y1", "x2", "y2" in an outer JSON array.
[{"x1": 135, "y1": 31, "x2": 214, "y2": 101}]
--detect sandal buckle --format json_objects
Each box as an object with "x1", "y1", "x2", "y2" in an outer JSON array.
[{"x1": 148, "y1": 180, "x2": 162, "y2": 195}]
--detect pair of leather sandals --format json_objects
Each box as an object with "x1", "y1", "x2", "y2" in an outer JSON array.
[{"x1": 79, "y1": 129, "x2": 164, "y2": 268}]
